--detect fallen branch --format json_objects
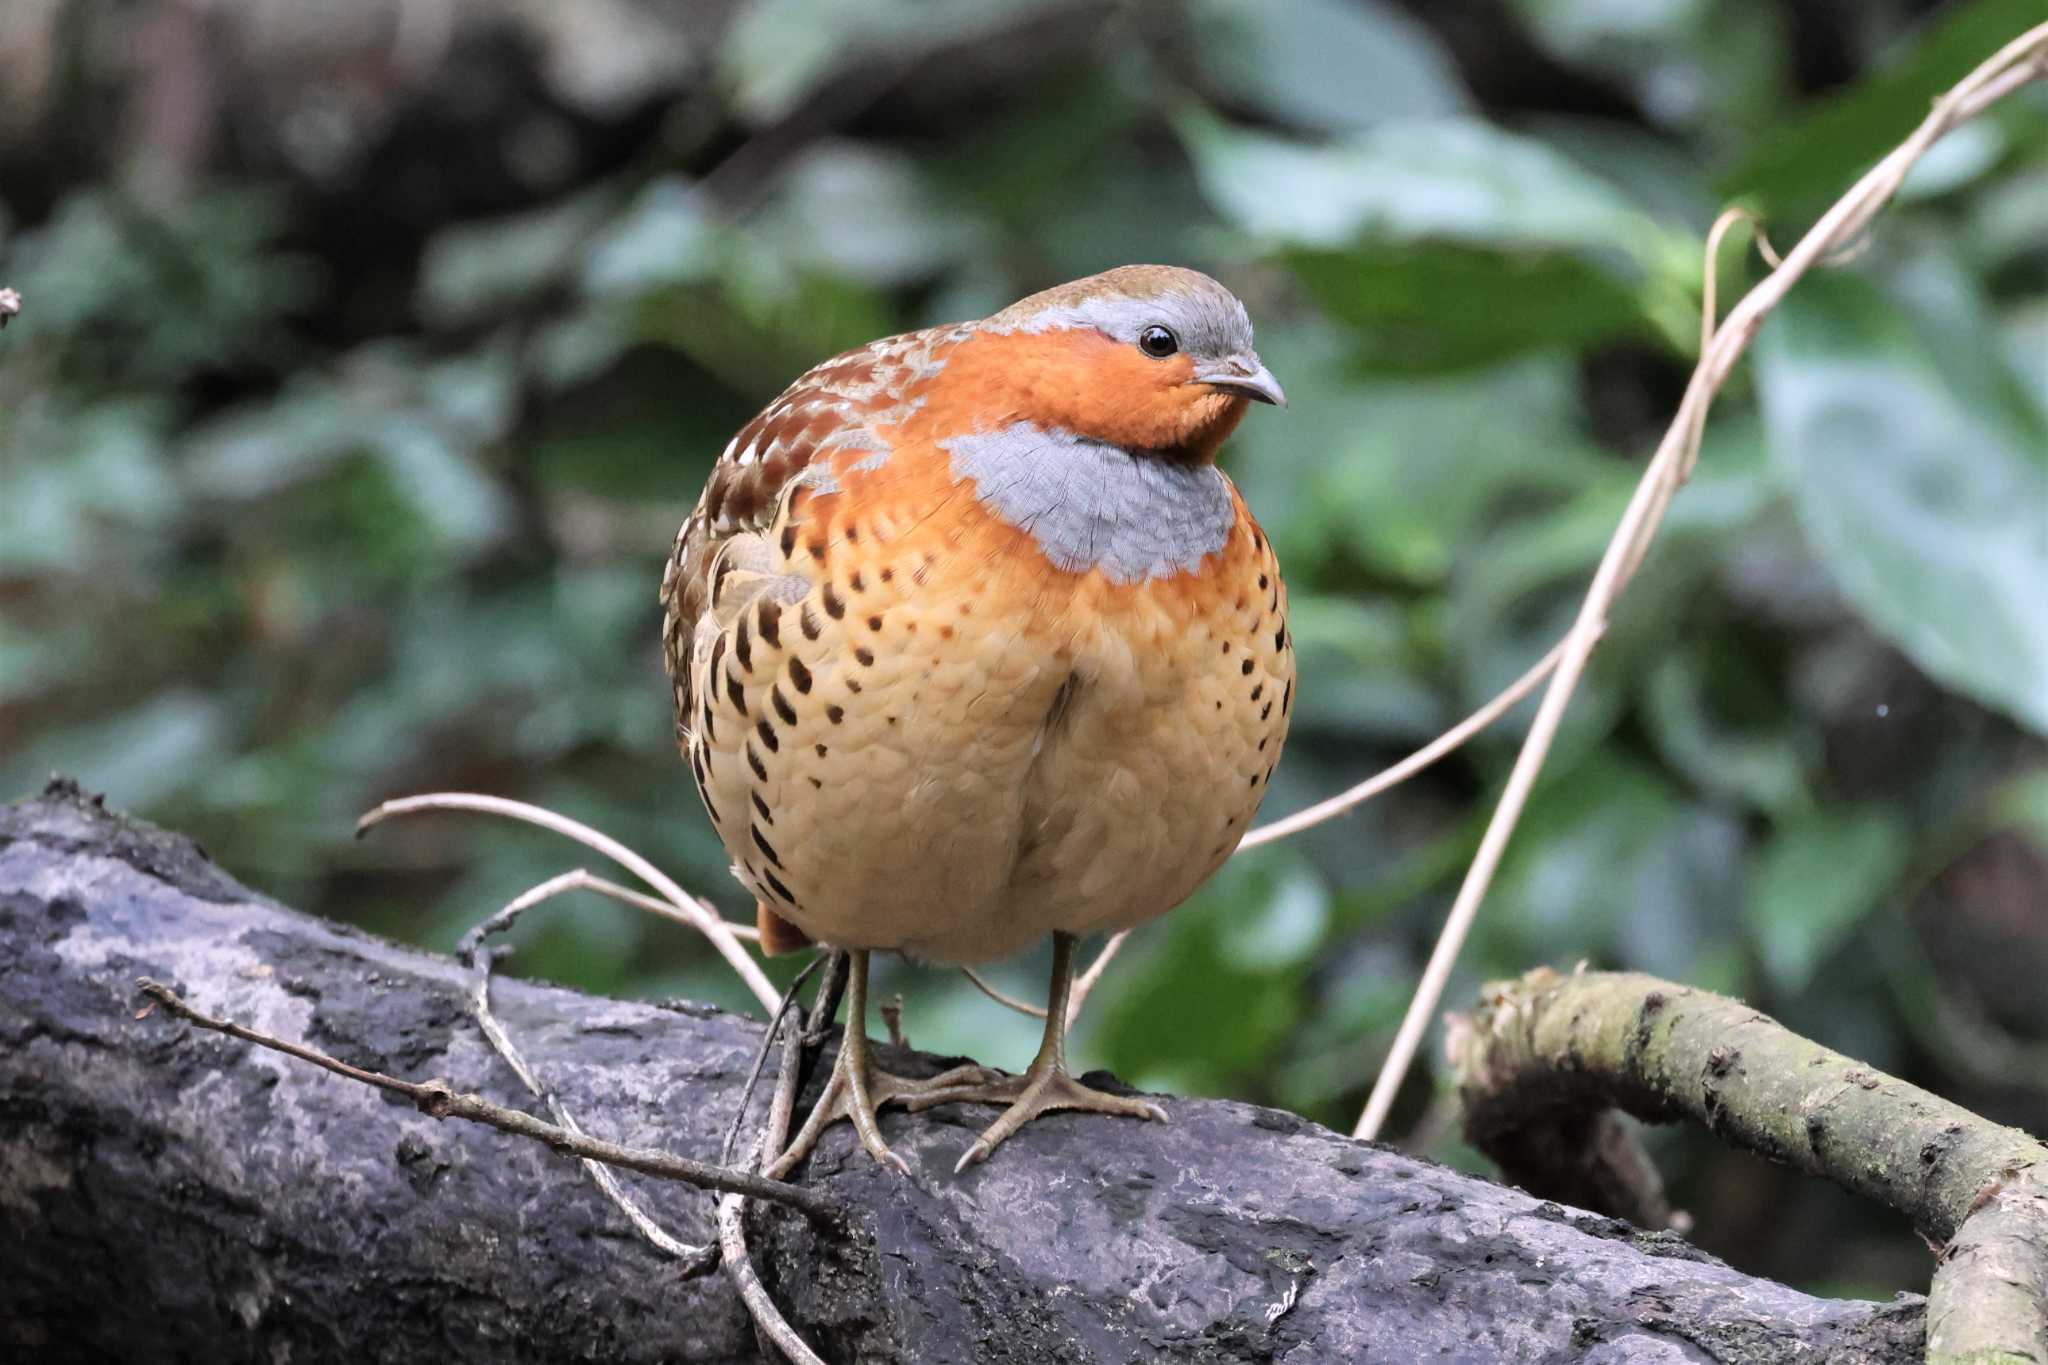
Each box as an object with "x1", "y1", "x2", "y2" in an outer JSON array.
[
  {"x1": 148, "y1": 849, "x2": 847, "y2": 1353},
  {"x1": 2, "y1": 779, "x2": 1928, "y2": 1362},
  {"x1": 1450, "y1": 967, "x2": 2048, "y2": 1364}
]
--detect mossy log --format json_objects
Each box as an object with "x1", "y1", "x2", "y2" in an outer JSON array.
[{"x1": 1452, "y1": 966, "x2": 2047, "y2": 1365}]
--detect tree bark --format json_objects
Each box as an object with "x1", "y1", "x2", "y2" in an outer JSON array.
[
  {"x1": 1450, "y1": 966, "x2": 2048, "y2": 1365},
  {"x1": 2, "y1": 780, "x2": 1927, "y2": 1363}
]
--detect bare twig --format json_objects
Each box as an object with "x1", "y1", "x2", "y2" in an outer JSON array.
[
  {"x1": 719, "y1": 1193, "x2": 826, "y2": 1365},
  {"x1": 1056, "y1": 631, "x2": 1578, "y2": 1029},
  {"x1": 1354, "y1": 21, "x2": 2048, "y2": 1142},
  {"x1": 457, "y1": 872, "x2": 719, "y2": 1268},
  {"x1": 357, "y1": 792, "x2": 778, "y2": 1011},
  {"x1": 721, "y1": 952, "x2": 828, "y2": 1169},
  {"x1": 963, "y1": 965, "x2": 1048, "y2": 1020},
  {"x1": 719, "y1": 951, "x2": 846, "y2": 1365},
  {"x1": 455, "y1": 866, "x2": 763, "y2": 958},
  {"x1": 1064, "y1": 933, "x2": 1125, "y2": 1030},
  {"x1": 133, "y1": 978, "x2": 840, "y2": 1221},
  {"x1": 1238, "y1": 633, "x2": 1575, "y2": 852},
  {"x1": 1697, "y1": 208, "x2": 1764, "y2": 359}
]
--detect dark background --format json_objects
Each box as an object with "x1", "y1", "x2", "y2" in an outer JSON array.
[{"x1": 2, "y1": 0, "x2": 2043, "y2": 1301}]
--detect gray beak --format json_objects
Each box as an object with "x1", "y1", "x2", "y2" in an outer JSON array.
[{"x1": 1193, "y1": 354, "x2": 1287, "y2": 408}]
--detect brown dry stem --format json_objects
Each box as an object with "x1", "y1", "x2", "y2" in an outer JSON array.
[
  {"x1": 719, "y1": 951, "x2": 849, "y2": 1365},
  {"x1": 460, "y1": 876, "x2": 720, "y2": 1267},
  {"x1": 1354, "y1": 20, "x2": 2048, "y2": 1145},
  {"x1": 133, "y1": 977, "x2": 841, "y2": 1222}
]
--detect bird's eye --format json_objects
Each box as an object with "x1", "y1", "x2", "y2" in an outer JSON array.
[{"x1": 1138, "y1": 325, "x2": 1179, "y2": 359}]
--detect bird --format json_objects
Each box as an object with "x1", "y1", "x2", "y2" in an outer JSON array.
[{"x1": 659, "y1": 264, "x2": 1293, "y2": 1174}]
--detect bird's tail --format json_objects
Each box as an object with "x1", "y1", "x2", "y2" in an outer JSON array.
[{"x1": 756, "y1": 900, "x2": 813, "y2": 956}]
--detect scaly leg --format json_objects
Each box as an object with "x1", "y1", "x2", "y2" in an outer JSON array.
[
  {"x1": 766, "y1": 948, "x2": 992, "y2": 1178},
  {"x1": 912, "y1": 933, "x2": 1167, "y2": 1173}
]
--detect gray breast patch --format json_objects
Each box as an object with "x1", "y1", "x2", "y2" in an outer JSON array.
[{"x1": 941, "y1": 423, "x2": 1234, "y2": 582}]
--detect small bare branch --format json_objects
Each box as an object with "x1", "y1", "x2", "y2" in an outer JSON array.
[
  {"x1": 719, "y1": 951, "x2": 847, "y2": 1364},
  {"x1": 1450, "y1": 968, "x2": 2048, "y2": 1361},
  {"x1": 133, "y1": 978, "x2": 840, "y2": 1221},
  {"x1": 719, "y1": 1193, "x2": 826, "y2": 1365},
  {"x1": 1056, "y1": 633, "x2": 1579, "y2": 1030},
  {"x1": 720, "y1": 952, "x2": 828, "y2": 1169},
  {"x1": 357, "y1": 792, "x2": 778, "y2": 1011},
  {"x1": 963, "y1": 965, "x2": 1048, "y2": 1020},
  {"x1": 458, "y1": 874, "x2": 717, "y2": 1267},
  {"x1": 1354, "y1": 21, "x2": 2048, "y2": 1143},
  {"x1": 1063, "y1": 933, "x2": 1125, "y2": 1030},
  {"x1": 1238, "y1": 632, "x2": 1575, "y2": 852}
]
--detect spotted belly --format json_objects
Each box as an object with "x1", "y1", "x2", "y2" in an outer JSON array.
[
  {"x1": 683, "y1": 455, "x2": 1291, "y2": 966},
  {"x1": 1006, "y1": 533, "x2": 1293, "y2": 947}
]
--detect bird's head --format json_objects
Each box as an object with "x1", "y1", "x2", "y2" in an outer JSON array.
[{"x1": 973, "y1": 265, "x2": 1284, "y2": 462}]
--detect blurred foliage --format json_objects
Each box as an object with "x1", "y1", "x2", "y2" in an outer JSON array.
[{"x1": 2, "y1": 0, "x2": 2044, "y2": 1299}]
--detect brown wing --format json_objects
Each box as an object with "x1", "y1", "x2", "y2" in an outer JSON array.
[{"x1": 659, "y1": 324, "x2": 963, "y2": 748}]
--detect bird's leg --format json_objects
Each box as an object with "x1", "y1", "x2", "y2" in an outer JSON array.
[
  {"x1": 917, "y1": 932, "x2": 1167, "y2": 1174},
  {"x1": 766, "y1": 947, "x2": 994, "y2": 1178}
]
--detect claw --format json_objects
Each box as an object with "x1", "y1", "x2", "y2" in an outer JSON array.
[
  {"x1": 949, "y1": 1068, "x2": 1168, "y2": 1173},
  {"x1": 771, "y1": 1040, "x2": 990, "y2": 1176},
  {"x1": 935, "y1": 932, "x2": 1169, "y2": 1173},
  {"x1": 764, "y1": 935, "x2": 1164, "y2": 1178},
  {"x1": 765, "y1": 950, "x2": 990, "y2": 1179}
]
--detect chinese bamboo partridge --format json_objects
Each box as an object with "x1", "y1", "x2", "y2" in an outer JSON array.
[{"x1": 660, "y1": 265, "x2": 1293, "y2": 1173}]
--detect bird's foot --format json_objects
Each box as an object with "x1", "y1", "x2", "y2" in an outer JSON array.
[
  {"x1": 917, "y1": 1065, "x2": 1168, "y2": 1173},
  {"x1": 767, "y1": 1043, "x2": 995, "y2": 1179}
]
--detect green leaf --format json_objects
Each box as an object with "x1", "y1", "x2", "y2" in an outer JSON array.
[
  {"x1": 0, "y1": 398, "x2": 181, "y2": 571},
  {"x1": 719, "y1": 0, "x2": 1057, "y2": 125},
  {"x1": 581, "y1": 178, "x2": 720, "y2": 297},
  {"x1": 1485, "y1": 754, "x2": 1682, "y2": 961},
  {"x1": 182, "y1": 381, "x2": 364, "y2": 500},
  {"x1": 753, "y1": 143, "x2": 980, "y2": 285},
  {"x1": 1509, "y1": 0, "x2": 1788, "y2": 145},
  {"x1": 1991, "y1": 768, "x2": 2048, "y2": 854},
  {"x1": 0, "y1": 692, "x2": 227, "y2": 812},
  {"x1": 1188, "y1": 0, "x2": 1467, "y2": 131},
  {"x1": 1285, "y1": 594, "x2": 1440, "y2": 739},
  {"x1": 1643, "y1": 646, "x2": 1812, "y2": 815},
  {"x1": 1218, "y1": 861, "x2": 1332, "y2": 971},
  {"x1": 1287, "y1": 242, "x2": 1648, "y2": 371},
  {"x1": 1756, "y1": 273, "x2": 2048, "y2": 734},
  {"x1": 1721, "y1": 0, "x2": 2046, "y2": 217},
  {"x1": 1182, "y1": 113, "x2": 1681, "y2": 368},
  {"x1": 1089, "y1": 853, "x2": 1319, "y2": 1090},
  {"x1": 1619, "y1": 809, "x2": 1751, "y2": 989},
  {"x1": 1225, "y1": 322, "x2": 1596, "y2": 578},
  {"x1": 1183, "y1": 113, "x2": 1661, "y2": 255},
  {"x1": 1745, "y1": 808, "x2": 1911, "y2": 993},
  {"x1": 418, "y1": 193, "x2": 615, "y2": 326},
  {"x1": 369, "y1": 416, "x2": 511, "y2": 555}
]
